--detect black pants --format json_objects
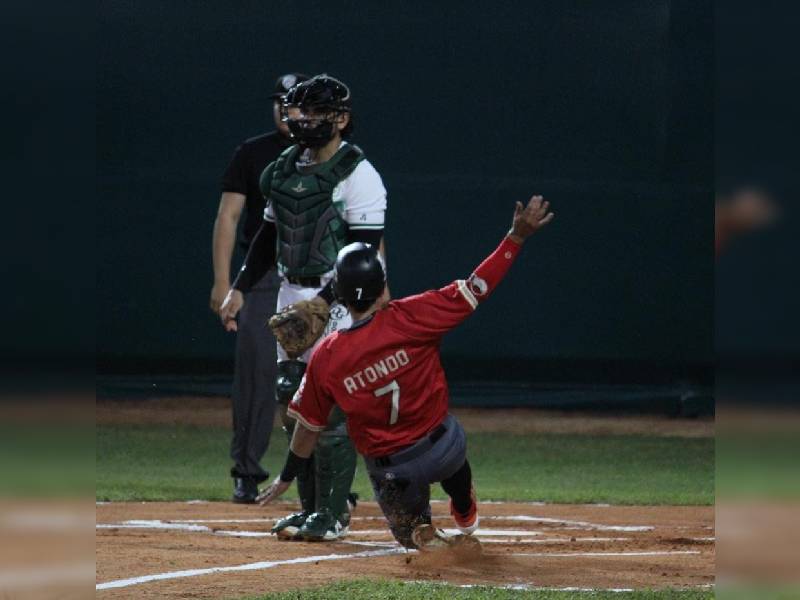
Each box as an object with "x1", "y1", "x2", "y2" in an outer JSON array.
[{"x1": 229, "y1": 271, "x2": 279, "y2": 483}]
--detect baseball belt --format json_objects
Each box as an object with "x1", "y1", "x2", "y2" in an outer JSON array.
[{"x1": 365, "y1": 423, "x2": 447, "y2": 469}]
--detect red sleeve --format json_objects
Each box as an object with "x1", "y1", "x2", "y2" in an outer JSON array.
[
  {"x1": 390, "y1": 236, "x2": 523, "y2": 339},
  {"x1": 286, "y1": 348, "x2": 334, "y2": 432}
]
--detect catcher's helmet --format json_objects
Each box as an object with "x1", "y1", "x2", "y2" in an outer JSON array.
[
  {"x1": 281, "y1": 74, "x2": 353, "y2": 148},
  {"x1": 333, "y1": 243, "x2": 386, "y2": 307},
  {"x1": 270, "y1": 72, "x2": 309, "y2": 99}
]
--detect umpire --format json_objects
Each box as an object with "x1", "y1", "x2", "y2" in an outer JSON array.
[{"x1": 211, "y1": 72, "x2": 309, "y2": 503}]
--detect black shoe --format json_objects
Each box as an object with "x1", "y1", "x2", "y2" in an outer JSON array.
[
  {"x1": 271, "y1": 510, "x2": 311, "y2": 539},
  {"x1": 232, "y1": 477, "x2": 259, "y2": 504},
  {"x1": 347, "y1": 492, "x2": 359, "y2": 511}
]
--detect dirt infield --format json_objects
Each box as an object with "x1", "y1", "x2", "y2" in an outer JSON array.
[{"x1": 96, "y1": 500, "x2": 714, "y2": 597}]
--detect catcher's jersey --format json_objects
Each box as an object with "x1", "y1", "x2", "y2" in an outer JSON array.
[
  {"x1": 287, "y1": 236, "x2": 522, "y2": 457},
  {"x1": 263, "y1": 142, "x2": 387, "y2": 234}
]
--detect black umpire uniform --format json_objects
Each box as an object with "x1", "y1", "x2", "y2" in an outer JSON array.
[{"x1": 222, "y1": 73, "x2": 308, "y2": 502}]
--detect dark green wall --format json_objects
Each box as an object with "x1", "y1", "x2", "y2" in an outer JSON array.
[{"x1": 97, "y1": 1, "x2": 713, "y2": 373}]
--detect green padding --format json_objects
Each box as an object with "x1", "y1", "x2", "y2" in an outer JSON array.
[
  {"x1": 314, "y1": 433, "x2": 357, "y2": 521},
  {"x1": 267, "y1": 143, "x2": 363, "y2": 277},
  {"x1": 322, "y1": 404, "x2": 348, "y2": 436},
  {"x1": 275, "y1": 360, "x2": 306, "y2": 405}
]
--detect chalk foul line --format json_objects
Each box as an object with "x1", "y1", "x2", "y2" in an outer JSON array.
[{"x1": 96, "y1": 547, "x2": 405, "y2": 590}]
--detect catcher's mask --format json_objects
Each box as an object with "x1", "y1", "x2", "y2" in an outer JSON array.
[
  {"x1": 333, "y1": 243, "x2": 386, "y2": 307},
  {"x1": 281, "y1": 74, "x2": 353, "y2": 148}
]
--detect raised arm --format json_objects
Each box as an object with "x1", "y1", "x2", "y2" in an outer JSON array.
[
  {"x1": 462, "y1": 195, "x2": 554, "y2": 304},
  {"x1": 391, "y1": 195, "x2": 554, "y2": 338},
  {"x1": 508, "y1": 195, "x2": 555, "y2": 244}
]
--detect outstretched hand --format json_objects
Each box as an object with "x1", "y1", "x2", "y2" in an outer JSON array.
[
  {"x1": 256, "y1": 475, "x2": 291, "y2": 506},
  {"x1": 508, "y1": 195, "x2": 555, "y2": 244}
]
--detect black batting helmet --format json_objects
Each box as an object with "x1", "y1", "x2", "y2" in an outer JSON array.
[
  {"x1": 333, "y1": 243, "x2": 386, "y2": 308},
  {"x1": 281, "y1": 74, "x2": 353, "y2": 147}
]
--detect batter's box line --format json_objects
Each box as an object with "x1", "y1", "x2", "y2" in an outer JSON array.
[
  {"x1": 96, "y1": 521, "x2": 540, "y2": 541},
  {"x1": 96, "y1": 521, "x2": 641, "y2": 545},
  {"x1": 164, "y1": 515, "x2": 652, "y2": 530},
  {"x1": 484, "y1": 515, "x2": 654, "y2": 531}
]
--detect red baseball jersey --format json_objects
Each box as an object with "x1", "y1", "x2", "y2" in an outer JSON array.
[{"x1": 287, "y1": 236, "x2": 522, "y2": 457}]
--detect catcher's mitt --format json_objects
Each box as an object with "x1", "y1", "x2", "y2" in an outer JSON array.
[{"x1": 268, "y1": 297, "x2": 330, "y2": 358}]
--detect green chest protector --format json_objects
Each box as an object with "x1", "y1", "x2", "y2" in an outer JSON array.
[{"x1": 261, "y1": 143, "x2": 365, "y2": 278}]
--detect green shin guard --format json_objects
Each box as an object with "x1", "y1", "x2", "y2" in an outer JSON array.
[
  {"x1": 299, "y1": 433, "x2": 357, "y2": 541},
  {"x1": 297, "y1": 454, "x2": 316, "y2": 514},
  {"x1": 270, "y1": 422, "x2": 314, "y2": 538},
  {"x1": 319, "y1": 407, "x2": 357, "y2": 522},
  {"x1": 332, "y1": 436, "x2": 358, "y2": 522},
  {"x1": 299, "y1": 407, "x2": 357, "y2": 541}
]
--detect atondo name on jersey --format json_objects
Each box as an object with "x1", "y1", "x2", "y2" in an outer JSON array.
[{"x1": 343, "y1": 349, "x2": 410, "y2": 394}]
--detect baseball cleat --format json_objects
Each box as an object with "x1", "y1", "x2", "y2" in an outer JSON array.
[
  {"x1": 450, "y1": 487, "x2": 479, "y2": 535},
  {"x1": 299, "y1": 508, "x2": 350, "y2": 541},
  {"x1": 271, "y1": 510, "x2": 310, "y2": 540},
  {"x1": 411, "y1": 524, "x2": 483, "y2": 557}
]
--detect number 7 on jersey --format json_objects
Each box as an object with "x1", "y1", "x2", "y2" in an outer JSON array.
[{"x1": 374, "y1": 380, "x2": 400, "y2": 425}]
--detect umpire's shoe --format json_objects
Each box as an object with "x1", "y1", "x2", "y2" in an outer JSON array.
[
  {"x1": 298, "y1": 507, "x2": 350, "y2": 541},
  {"x1": 271, "y1": 511, "x2": 311, "y2": 540},
  {"x1": 232, "y1": 477, "x2": 259, "y2": 504}
]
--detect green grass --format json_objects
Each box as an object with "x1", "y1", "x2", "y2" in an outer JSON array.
[
  {"x1": 714, "y1": 585, "x2": 800, "y2": 600},
  {"x1": 96, "y1": 424, "x2": 713, "y2": 505},
  {"x1": 0, "y1": 425, "x2": 95, "y2": 497},
  {"x1": 242, "y1": 579, "x2": 713, "y2": 600},
  {"x1": 716, "y1": 432, "x2": 800, "y2": 499}
]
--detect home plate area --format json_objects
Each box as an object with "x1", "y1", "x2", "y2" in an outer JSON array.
[{"x1": 96, "y1": 500, "x2": 714, "y2": 597}]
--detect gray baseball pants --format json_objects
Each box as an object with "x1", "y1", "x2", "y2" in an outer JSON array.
[{"x1": 364, "y1": 414, "x2": 469, "y2": 547}]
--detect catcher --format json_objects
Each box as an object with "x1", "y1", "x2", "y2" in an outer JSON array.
[
  {"x1": 220, "y1": 74, "x2": 387, "y2": 542},
  {"x1": 258, "y1": 195, "x2": 554, "y2": 550}
]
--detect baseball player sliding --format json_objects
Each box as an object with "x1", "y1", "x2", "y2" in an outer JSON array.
[{"x1": 258, "y1": 195, "x2": 555, "y2": 550}]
